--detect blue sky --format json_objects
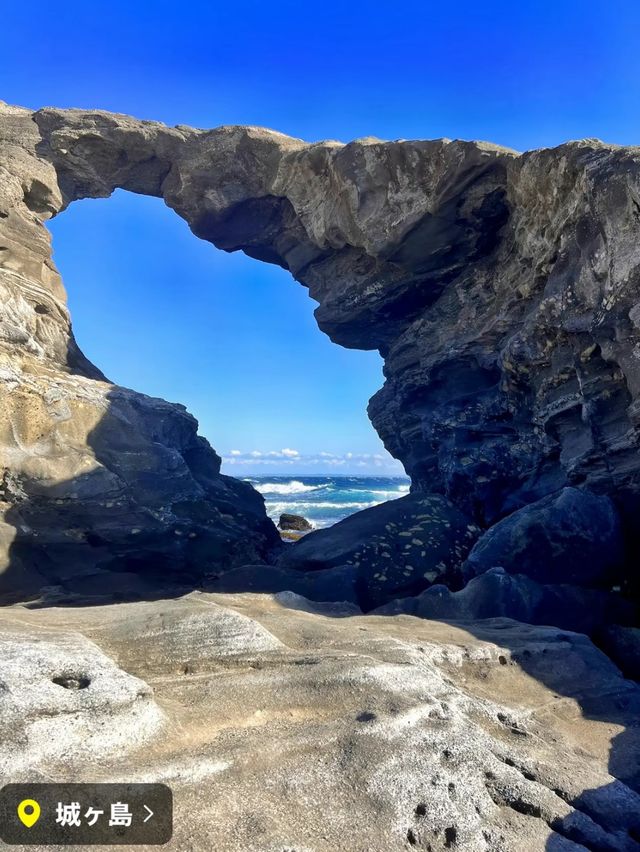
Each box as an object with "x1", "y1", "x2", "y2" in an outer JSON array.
[{"x1": 3, "y1": 1, "x2": 639, "y2": 474}]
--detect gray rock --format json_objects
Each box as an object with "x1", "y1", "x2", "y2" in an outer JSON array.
[
  {"x1": 375, "y1": 567, "x2": 636, "y2": 635},
  {"x1": 0, "y1": 625, "x2": 164, "y2": 777},
  {"x1": 209, "y1": 561, "x2": 359, "y2": 604},
  {"x1": 599, "y1": 625, "x2": 640, "y2": 682},
  {"x1": 3, "y1": 102, "x2": 640, "y2": 606},
  {"x1": 0, "y1": 593, "x2": 639, "y2": 850},
  {"x1": 462, "y1": 488, "x2": 624, "y2": 587},
  {"x1": 278, "y1": 493, "x2": 480, "y2": 609},
  {"x1": 279, "y1": 512, "x2": 313, "y2": 531}
]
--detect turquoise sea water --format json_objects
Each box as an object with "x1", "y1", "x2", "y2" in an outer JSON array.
[{"x1": 246, "y1": 475, "x2": 411, "y2": 529}]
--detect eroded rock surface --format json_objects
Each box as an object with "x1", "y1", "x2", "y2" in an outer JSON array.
[
  {"x1": 0, "y1": 625, "x2": 164, "y2": 777},
  {"x1": 278, "y1": 493, "x2": 480, "y2": 610},
  {"x1": 462, "y1": 487, "x2": 624, "y2": 588},
  {"x1": 3, "y1": 101, "x2": 640, "y2": 604},
  {"x1": 0, "y1": 102, "x2": 284, "y2": 602},
  {"x1": 376, "y1": 567, "x2": 635, "y2": 635},
  {"x1": 0, "y1": 592, "x2": 639, "y2": 851}
]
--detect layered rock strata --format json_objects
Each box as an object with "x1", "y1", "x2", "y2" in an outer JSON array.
[{"x1": 3, "y1": 101, "x2": 640, "y2": 608}]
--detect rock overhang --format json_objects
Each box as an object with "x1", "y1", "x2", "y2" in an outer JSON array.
[{"x1": 2, "y1": 101, "x2": 640, "y2": 601}]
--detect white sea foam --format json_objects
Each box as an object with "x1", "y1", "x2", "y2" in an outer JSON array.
[
  {"x1": 254, "y1": 480, "x2": 326, "y2": 495},
  {"x1": 368, "y1": 486, "x2": 410, "y2": 498},
  {"x1": 266, "y1": 500, "x2": 381, "y2": 513}
]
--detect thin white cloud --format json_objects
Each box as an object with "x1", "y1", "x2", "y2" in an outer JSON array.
[{"x1": 220, "y1": 448, "x2": 405, "y2": 473}]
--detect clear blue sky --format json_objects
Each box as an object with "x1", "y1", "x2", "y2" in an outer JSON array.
[{"x1": 3, "y1": 1, "x2": 638, "y2": 474}]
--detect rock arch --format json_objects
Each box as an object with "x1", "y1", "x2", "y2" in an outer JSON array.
[{"x1": 2, "y1": 101, "x2": 640, "y2": 600}]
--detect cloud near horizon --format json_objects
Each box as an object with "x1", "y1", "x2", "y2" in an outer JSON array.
[{"x1": 221, "y1": 448, "x2": 406, "y2": 472}]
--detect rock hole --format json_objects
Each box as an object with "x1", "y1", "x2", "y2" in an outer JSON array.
[
  {"x1": 508, "y1": 798, "x2": 541, "y2": 818},
  {"x1": 414, "y1": 803, "x2": 427, "y2": 818},
  {"x1": 356, "y1": 711, "x2": 377, "y2": 723},
  {"x1": 444, "y1": 826, "x2": 457, "y2": 847},
  {"x1": 498, "y1": 655, "x2": 507, "y2": 665},
  {"x1": 407, "y1": 827, "x2": 418, "y2": 846},
  {"x1": 52, "y1": 674, "x2": 91, "y2": 690}
]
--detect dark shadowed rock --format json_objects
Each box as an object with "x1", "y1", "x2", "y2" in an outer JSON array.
[
  {"x1": 278, "y1": 493, "x2": 480, "y2": 609},
  {"x1": 208, "y1": 562, "x2": 359, "y2": 604},
  {"x1": 278, "y1": 513, "x2": 312, "y2": 531},
  {"x1": 375, "y1": 567, "x2": 636, "y2": 635},
  {"x1": 463, "y1": 488, "x2": 624, "y2": 588},
  {"x1": 599, "y1": 625, "x2": 640, "y2": 681}
]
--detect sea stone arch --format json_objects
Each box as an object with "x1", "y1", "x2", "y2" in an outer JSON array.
[{"x1": 2, "y1": 101, "x2": 640, "y2": 600}]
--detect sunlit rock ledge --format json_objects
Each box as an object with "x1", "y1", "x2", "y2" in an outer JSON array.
[{"x1": 1, "y1": 591, "x2": 639, "y2": 851}]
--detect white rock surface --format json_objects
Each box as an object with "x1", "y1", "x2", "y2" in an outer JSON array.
[{"x1": 0, "y1": 592, "x2": 638, "y2": 851}]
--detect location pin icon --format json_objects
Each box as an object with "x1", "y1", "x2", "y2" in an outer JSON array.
[{"x1": 17, "y1": 799, "x2": 40, "y2": 828}]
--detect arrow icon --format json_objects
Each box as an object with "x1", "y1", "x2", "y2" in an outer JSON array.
[{"x1": 143, "y1": 805, "x2": 153, "y2": 823}]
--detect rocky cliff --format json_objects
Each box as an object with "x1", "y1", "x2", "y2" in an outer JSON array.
[
  {"x1": 2, "y1": 101, "x2": 640, "y2": 610},
  {"x1": 3, "y1": 101, "x2": 640, "y2": 851},
  {"x1": 0, "y1": 102, "x2": 284, "y2": 603}
]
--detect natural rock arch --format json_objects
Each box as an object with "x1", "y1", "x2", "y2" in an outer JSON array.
[
  {"x1": 2, "y1": 101, "x2": 640, "y2": 601},
  {"x1": 3, "y1": 102, "x2": 640, "y2": 852}
]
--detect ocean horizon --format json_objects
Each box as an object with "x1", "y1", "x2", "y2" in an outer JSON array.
[{"x1": 245, "y1": 474, "x2": 411, "y2": 529}]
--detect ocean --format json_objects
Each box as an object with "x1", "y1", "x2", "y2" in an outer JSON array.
[{"x1": 246, "y1": 475, "x2": 411, "y2": 529}]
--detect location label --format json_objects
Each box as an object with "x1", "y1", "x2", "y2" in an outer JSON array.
[
  {"x1": 0, "y1": 784, "x2": 172, "y2": 845},
  {"x1": 17, "y1": 800, "x2": 40, "y2": 828}
]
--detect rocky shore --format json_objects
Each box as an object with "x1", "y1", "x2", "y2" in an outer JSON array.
[{"x1": 1, "y1": 101, "x2": 640, "y2": 849}]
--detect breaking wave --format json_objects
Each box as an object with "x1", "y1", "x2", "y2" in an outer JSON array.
[{"x1": 252, "y1": 480, "x2": 326, "y2": 495}]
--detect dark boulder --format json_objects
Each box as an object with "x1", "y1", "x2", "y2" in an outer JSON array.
[
  {"x1": 278, "y1": 493, "x2": 480, "y2": 610},
  {"x1": 208, "y1": 563, "x2": 359, "y2": 604},
  {"x1": 598, "y1": 626, "x2": 640, "y2": 682},
  {"x1": 462, "y1": 488, "x2": 624, "y2": 588},
  {"x1": 374, "y1": 567, "x2": 636, "y2": 635},
  {"x1": 279, "y1": 513, "x2": 313, "y2": 532}
]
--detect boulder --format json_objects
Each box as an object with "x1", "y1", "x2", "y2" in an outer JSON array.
[
  {"x1": 463, "y1": 488, "x2": 624, "y2": 587},
  {"x1": 278, "y1": 493, "x2": 480, "y2": 609},
  {"x1": 279, "y1": 512, "x2": 313, "y2": 531},
  {"x1": 209, "y1": 562, "x2": 359, "y2": 605},
  {"x1": 599, "y1": 625, "x2": 640, "y2": 682},
  {"x1": 375, "y1": 567, "x2": 636, "y2": 635}
]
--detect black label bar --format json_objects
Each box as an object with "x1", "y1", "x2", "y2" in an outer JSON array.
[{"x1": 0, "y1": 783, "x2": 172, "y2": 845}]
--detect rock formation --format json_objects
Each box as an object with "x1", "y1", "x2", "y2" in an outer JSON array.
[
  {"x1": 278, "y1": 512, "x2": 313, "y2": 532},
  {"x1": 277, "y1": 493, "x2": 480, "y2": 609},
  {"x1": 1, "y1": 592, "x2": 639, "y2": 851},
  {"x1": 3, "y1": 101, "x2": 640, "y2": 613},
  {"x1": 0, "y1": 102, "x2": 283, "y2": 603},
  {"x1": 2, "y1": 100, "x2": 640, "y2": 850}
]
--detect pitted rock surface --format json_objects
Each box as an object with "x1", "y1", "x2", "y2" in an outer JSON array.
[
  {"x1": 0, "y1": 624, "x2": 164, "y2": 776},
  {"x1": 278, "y1": 493, "x2": 480, "y2": 609},
  {"x1": 0, "y1": 593, "x2": 638, "y2": 851}
]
